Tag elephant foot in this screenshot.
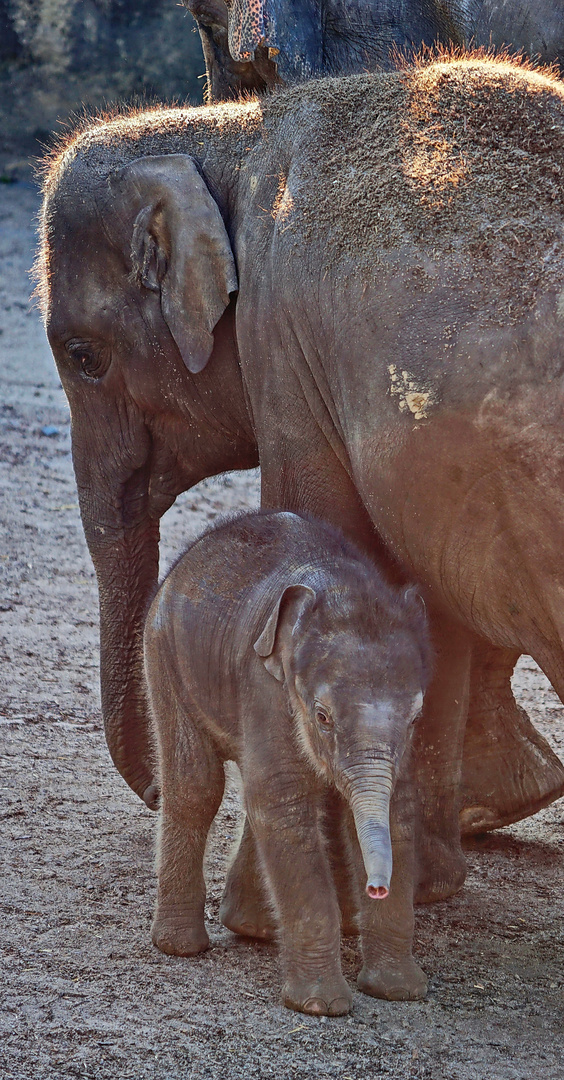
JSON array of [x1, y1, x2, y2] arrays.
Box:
[[461, 642, 564, 835], [460, 702, 564, 835], [283, 972, 352, 1016], [414, 834, 466, 904], [151, 912, 209, 956], [357, 958, 427, 1001], [219, 889, 277, 941]]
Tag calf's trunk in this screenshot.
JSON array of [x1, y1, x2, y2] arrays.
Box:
[[346, 760, 395, 900]]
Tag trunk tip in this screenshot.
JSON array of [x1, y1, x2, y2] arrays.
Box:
[[366, 883, 389, 900], [143, 783, 160, 811]]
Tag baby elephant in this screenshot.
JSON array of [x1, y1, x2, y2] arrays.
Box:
[[144, 511, 430, 1015]]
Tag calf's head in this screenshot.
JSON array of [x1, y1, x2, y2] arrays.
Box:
[[254, 575, 430, 899]]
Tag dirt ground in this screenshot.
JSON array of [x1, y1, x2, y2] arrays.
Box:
[[1, 179, 563, 1080]]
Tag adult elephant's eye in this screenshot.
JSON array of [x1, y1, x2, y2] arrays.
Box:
[[67, 342, 108, 381]]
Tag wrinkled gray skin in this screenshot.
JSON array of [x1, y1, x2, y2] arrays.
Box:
[[145, 511, 430, 1013], [39, 148, 258, 805], [183, 0, 564, 847], [475, 0, 564, 66], [39, 59, 564, 928], [184, 0, 563, 103]]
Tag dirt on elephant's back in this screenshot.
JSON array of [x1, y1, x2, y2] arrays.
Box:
[[269, 54, 564, 319]]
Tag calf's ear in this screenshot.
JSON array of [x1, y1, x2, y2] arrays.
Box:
[[254, 585, 315, 682], [108, 154, 238, 374]]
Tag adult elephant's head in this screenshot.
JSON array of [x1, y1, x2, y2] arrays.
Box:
[[38, 150, 257, 807], [184, 0, 280, 99], [184, 0, 477, 101]]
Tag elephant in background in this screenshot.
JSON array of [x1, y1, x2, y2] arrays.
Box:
[[38, 58, 564, 924], [184, 0, 472, 99], [184, 0, 564, 102]]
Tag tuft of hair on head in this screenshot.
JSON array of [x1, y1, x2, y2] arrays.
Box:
[[34, 93, 191, 199], [392, 41, 561, 82], [31, 98, 171, 320]]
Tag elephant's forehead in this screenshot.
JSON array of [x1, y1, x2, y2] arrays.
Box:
[[47, 257, 120, 340]]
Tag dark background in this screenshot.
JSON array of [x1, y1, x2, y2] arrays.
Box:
[[0, 0, 205, 178]]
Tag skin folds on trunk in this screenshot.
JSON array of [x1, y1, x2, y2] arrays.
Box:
[[72, 406, 163, 808], [344, 760, 395, 898], [93, 519, 160, 806]]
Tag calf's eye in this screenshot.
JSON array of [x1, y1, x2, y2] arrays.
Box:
[[315, 706, 333, 729]]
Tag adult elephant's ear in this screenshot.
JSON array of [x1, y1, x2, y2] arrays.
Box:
[[108, 154, 238, 374], [254, 585, 315, 682]]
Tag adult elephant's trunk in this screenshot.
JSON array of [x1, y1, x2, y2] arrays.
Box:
[[92, 518, 159, 808], [345, 760, 395, 900], [75, 421, 162, 809]]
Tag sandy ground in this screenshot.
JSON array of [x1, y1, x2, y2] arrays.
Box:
[[1, 180, 563, 1080]]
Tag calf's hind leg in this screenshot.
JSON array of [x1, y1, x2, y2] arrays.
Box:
[[221, 797, 360, 939], [147, 664, 224, 956], [220, 815, 277, 940]]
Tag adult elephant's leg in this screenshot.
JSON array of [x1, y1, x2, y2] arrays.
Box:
[[413, 610, 472, 905], [460, 640, 564, 835]]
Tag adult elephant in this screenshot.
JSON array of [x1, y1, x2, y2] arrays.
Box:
[[184, 0, 564, 102], [182, 0, 564, 848], [39, 56, 564, 909], [185, 0, 473, 99]]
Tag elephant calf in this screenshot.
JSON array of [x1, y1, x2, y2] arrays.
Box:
[[144, 510, 430, 1015]]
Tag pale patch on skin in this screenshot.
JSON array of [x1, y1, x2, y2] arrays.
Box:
[[291, 697, 328, 778], [388, 364, 433, 420], [557, 289, 564, 321], [272, 174, 294, 224], [356, 699, 396, 734]]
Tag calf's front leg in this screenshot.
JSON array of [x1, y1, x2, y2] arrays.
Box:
[[349, 775, 426, 1001], [243, 757, 351, 1016]]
